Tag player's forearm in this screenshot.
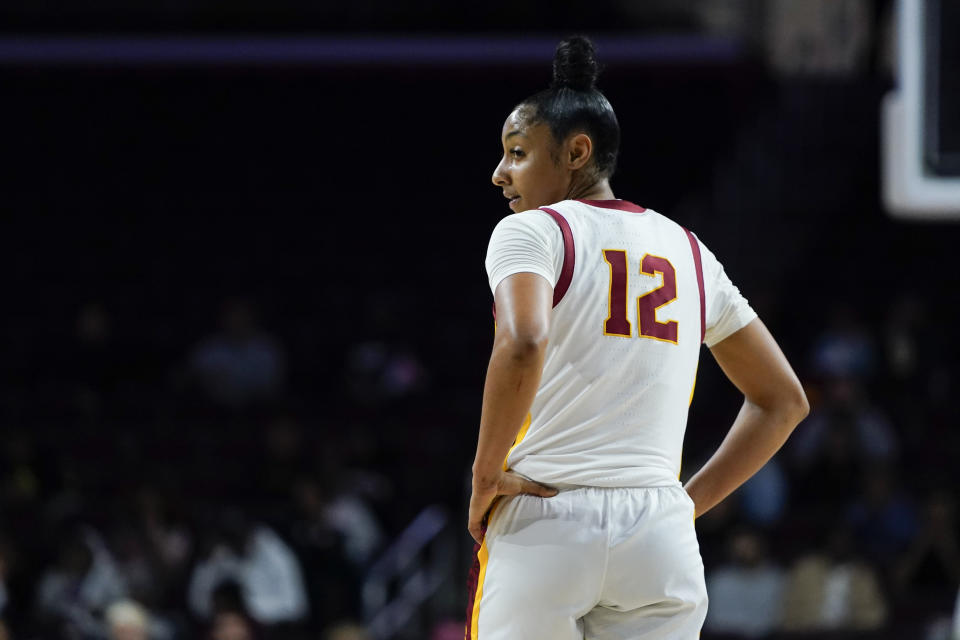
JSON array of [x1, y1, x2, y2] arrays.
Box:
[[472, 334, 546, 488], [684, 397, 806, 517]]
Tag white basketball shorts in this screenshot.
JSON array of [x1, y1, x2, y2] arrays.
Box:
[[466, 485, 708, 640]]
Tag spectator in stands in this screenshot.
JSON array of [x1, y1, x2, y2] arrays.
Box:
[[810, 305, 876, 379], [109, 521, 161, 610], [737, 457, 789, 527], [200, 582, 264, 640], [345, 340, 427, 405], [323, 621, 369, 640], [793, 377, 898, 466], [790, 377, 898, 514], [98, 488, 193, 640], [133, 485, 194, 596], [846, 465, 918, 563], [105, 599, 150, 640], [207, 609, 260, 640], [894, 491, 960, 612], [780, 529, 887, 632], [288, 473, 382, 627], [188, 510, 308, 627], [703, 529, 785, 638], [36, 525, 127, 636], [188, 298, 285, 409], [883, 294, 926, 382]]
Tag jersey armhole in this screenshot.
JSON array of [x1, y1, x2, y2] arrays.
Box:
[[682, 227, 706, 344], [538, 207, 575, 307]]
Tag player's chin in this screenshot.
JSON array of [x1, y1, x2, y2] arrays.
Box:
[[508, 196, 522, 212]]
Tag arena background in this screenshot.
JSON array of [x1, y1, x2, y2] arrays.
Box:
[[2, 1, 959, 639]]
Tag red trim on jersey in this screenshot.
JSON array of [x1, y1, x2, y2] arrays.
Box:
[[577, 199, 647, 213], [538, 207, 575, 307], [683, 227, 706, 344]]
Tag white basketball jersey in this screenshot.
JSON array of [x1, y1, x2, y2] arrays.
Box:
[[485, 199, 756, 488]]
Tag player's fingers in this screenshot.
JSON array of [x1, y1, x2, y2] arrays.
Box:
[[520, 478, 558, 498], [467, 493, 490, 544], [468, 520, 483, 544], [498, 471, 558, 498]]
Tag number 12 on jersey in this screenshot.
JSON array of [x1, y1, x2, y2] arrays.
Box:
[[602, 250, 679, 344]]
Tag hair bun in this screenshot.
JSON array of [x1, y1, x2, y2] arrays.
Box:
[[551, 35, 599, 92]]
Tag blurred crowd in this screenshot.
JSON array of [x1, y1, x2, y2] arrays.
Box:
[[694, 297, 960, 639], [2, 286, 958, 640], [3, 1, 958, 639], [0, 299, 427, 640]]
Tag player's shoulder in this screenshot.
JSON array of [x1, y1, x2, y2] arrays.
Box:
[[487, 210, 564, 258], [490, 208, 560, 236]]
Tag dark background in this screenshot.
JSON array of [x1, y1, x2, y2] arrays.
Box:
[[2, 2, 959, 639]]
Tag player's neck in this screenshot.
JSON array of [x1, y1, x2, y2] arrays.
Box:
[[569, 178, 615, 202]]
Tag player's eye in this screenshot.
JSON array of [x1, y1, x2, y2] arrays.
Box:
[[510, 148, 525, 158]]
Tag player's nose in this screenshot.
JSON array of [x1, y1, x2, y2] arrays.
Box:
[[492, 159, 510, 187]]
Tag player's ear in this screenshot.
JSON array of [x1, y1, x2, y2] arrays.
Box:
[[567, 133, 593, 171]]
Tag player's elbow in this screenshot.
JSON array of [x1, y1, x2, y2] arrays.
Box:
[[750, 380, 809, 430], [785, 384, 810, 424], [496, 330, 548, 364], [773, 382, 809, 429]]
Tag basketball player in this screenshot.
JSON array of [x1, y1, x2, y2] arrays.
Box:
[[466, 36, 808, 639]]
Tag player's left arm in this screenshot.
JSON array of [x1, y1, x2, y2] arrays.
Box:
[[468, 272, 559, 543], [683, 318, 808, 518]]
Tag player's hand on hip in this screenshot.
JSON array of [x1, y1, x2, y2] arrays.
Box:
[[468, 470, 558, 543]]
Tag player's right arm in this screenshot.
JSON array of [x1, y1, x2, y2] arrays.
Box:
[[683, 318, 808, 518]]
